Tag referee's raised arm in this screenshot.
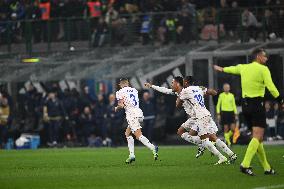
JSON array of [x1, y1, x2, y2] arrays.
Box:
[[214, 48, 283, 176]]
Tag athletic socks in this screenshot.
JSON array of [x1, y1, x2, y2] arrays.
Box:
[[181, 132, 202, 146], [241, 137, 260, 168], [202, 138, 224, 159], [224, 130, 233, 146], [138, 135, 155, 151], [126, 136, 135, 158], [216, 139, 234, 156], [257, 142, 271, 171]]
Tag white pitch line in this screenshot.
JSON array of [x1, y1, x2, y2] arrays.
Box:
[[253, 184, 284, 189]]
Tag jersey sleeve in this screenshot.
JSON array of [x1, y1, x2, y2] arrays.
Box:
[[263, 66, 280, 98], [116, 91, 123, 101], [223, 64, 242, 75], [151, 85, 175, 95], [179, 89, 188, 100]]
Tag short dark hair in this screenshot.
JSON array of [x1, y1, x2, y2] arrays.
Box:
[[174, 76, 183, 86], [251, 48, 266, 60], [184, 76, 195, 85]]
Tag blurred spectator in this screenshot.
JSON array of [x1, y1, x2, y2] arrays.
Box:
[[0, 95, 10, 148], [176, 11, 192, 43], [91, 16, 108, 47], [265, 101, 277, 141], [43, 91, 67, 146], [140, 91, 156, 142], [79, 106, 95, 145], [24, 84, 40, 131], [200, 6, 225, 40], [140, 15, 152, 45], [26, 1, 42, 43], [105, 6, 121, 45], [277, 8, 284, 39], [125, 0, 139, 13], [39, 0, 51, 20], [62, 89, 80, 144], [87, 0, 102, 29], [273, 103, 283, 140], [105, 6, 119, 25], [241, 8, 261, 42], [226, 1, 241, 37], [94, 94, 107, 139], [39, 0, 51, 42], [157, 14, 178, 45], [264, 9, 278, 41], [179, 0, 196, 18], [107, 93, 124, 147], [80, 86, 96, 110], [9, 0, 25, 20]]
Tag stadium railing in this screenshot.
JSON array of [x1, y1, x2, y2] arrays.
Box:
[[0, 6, 283, 56]]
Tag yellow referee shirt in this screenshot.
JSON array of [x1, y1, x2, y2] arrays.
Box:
[[216, 92, 237, 114], [223, 61, 279, 98]]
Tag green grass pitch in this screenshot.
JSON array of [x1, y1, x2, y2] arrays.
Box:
[[0, 145, 283, 189]]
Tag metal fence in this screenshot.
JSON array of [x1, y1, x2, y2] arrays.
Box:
[[0, 6, 284, 56]]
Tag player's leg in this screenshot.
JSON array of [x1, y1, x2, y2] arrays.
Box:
[[189, 129, 206, 158], [198, 117, 227, 164], [178, 126, 202, 146], [133, 128, 159, 160], [200, 133, 227, 165], [131, 118, 158, 160], [178, 120, 205, 158], [230, 122, 236, 143], [125, 127, 135, 164], [240, 126, 263, 175], [240, 99, 274, 175], [257, 142, 275, 174], [242, 126, 275, 174], [224, 124, 232, 147], [209, 134, 237, 163]]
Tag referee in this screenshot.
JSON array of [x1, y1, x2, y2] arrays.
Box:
[[216, 83, 238, 147], [214, 48, 283, 176]]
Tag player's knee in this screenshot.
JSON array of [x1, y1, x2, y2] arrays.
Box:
[[177, 128, 184, 136], [209, 134, 217, 142]]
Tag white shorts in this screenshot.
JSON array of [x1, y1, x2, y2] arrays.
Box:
[[181, 118, 196, 131], [127, 117, 143, 133], [194, 116, 218, 136]]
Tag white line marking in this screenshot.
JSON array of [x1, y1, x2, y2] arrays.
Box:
[[253, 184, 284, 189]]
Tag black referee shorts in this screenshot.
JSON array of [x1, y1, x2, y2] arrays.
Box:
[[220, 111, 235, 125], [241, 97, 266, 130]]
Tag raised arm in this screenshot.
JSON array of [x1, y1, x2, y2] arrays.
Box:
[[206, 88, 218, 96], [214, 64, 242, 75], [144, 83, 175, 95]]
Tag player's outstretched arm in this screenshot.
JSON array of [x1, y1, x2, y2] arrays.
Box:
[[144, 82, 175, 95], [213, 65, 224, 72], [206, 89, 217, 96]]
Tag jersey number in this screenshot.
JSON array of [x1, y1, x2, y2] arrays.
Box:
[[194, 94, 205, 107], [129, 94, 138, 106]]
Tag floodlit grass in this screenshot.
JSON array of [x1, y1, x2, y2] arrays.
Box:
[[0, 145, 283, 189]]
